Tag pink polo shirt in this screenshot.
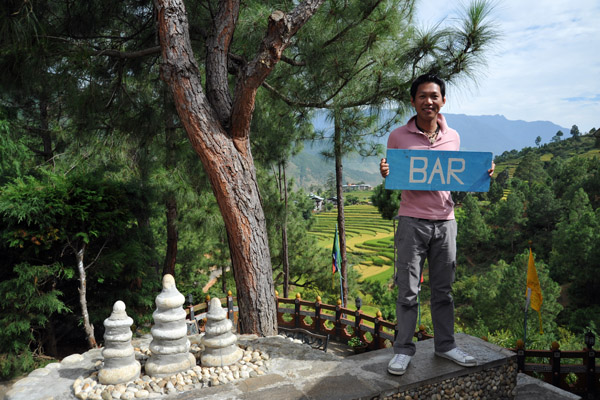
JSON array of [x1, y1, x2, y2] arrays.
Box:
[[387, 113, 460, 220]]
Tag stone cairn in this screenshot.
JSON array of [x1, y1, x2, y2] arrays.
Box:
[[98, 300, 141, 384], [201, 297, 243, 367], [145, 274, 196, 378]]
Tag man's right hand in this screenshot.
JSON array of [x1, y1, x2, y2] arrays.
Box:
[[380, 158, 389, 178]]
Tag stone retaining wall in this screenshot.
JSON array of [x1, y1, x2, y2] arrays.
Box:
[[383, 360, 517, 400]]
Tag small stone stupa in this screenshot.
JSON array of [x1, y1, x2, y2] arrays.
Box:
[[145, 274, 196, 378], [201, 297, 243, 367], [98, 301, 141, 384]]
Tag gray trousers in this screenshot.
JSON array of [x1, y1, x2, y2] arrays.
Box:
[[393, 216, 457, 356]]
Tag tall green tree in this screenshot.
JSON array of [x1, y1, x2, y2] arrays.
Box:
[[514, 151, 548, 184], [552, 130, 564, 142], [0, 172, 157, 348], [251, 92, 315, 298], [371, 184, 401, 220], [570, 124, 580, 140], [487, 184, 527, 255], [549, 188, 600, 330], [454, 251, 562, 342], [456, 193, 491, 261], [154, 0, 329, 335]]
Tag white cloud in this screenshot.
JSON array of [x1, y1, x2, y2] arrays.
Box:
[[416, 0, 600, 131]]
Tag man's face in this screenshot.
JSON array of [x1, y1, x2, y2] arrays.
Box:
[[410, 82, 446, 122]]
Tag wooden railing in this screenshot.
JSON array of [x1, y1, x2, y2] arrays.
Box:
[[275, 293, 432, 349], [184, 293, 431, 348], [185, 294, 597, 399], [509, 340, 598, 399]]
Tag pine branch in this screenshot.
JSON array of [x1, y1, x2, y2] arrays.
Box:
[[322, 0, 385, 48], [93, 46, 161, 59], [230, 0, 326, 141]]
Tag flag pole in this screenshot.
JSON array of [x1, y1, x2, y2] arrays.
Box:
[[524, 287, 531, 347], [338, 269, 344, 307], [332, 224, 343, 305]]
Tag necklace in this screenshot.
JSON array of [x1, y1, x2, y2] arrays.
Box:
[[416, 123, 440, 144]]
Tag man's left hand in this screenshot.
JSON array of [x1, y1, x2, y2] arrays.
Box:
[[488, 161, 496, 177]]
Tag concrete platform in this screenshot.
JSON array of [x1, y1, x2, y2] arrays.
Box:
[[174, 333, 518, 399], [3, 333, 581, 400]]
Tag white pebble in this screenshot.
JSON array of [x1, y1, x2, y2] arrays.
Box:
[[121, 392, 135, 400]]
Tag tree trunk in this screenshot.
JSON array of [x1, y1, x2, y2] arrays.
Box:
[[39, 98, 54, 163], [155, 25, 277, 335], [76, 244, 97, 348], [164, 195, 178, 276], [163, 110, 178, 277], [334, 110, 348, 306], [280, 162, 290, 298], [155, 0, 324, 336]]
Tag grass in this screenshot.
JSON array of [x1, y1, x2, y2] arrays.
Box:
[[309, 203, 395, 286]]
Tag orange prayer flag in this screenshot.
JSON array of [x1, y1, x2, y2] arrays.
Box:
[[526, 247, 543, 334]]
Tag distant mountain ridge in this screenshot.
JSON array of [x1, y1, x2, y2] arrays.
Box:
[[442, 114, 568, 155], [288, 113, 569, 189]]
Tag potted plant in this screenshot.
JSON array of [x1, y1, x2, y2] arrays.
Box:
[[348, 336, 368, 354]]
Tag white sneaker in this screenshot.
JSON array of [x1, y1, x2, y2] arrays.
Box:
[[387, 353, 412, 375], [435, 347, 477, 367]]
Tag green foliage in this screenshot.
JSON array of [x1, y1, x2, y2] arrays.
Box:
[[549, 189, 600, 331], [345, 195, 359, 206], [0, 120, 36, 185], [348, 336, 365, 347], [361, 280, 396, 322], [0, 169, 159, 371], [371, 184, 401, 220], [514, 151, 548, 184], [0, 262, 70, 379], [454, 251, 562, 343], [570, 125, 580, 140], [456, 194, 491, 259]]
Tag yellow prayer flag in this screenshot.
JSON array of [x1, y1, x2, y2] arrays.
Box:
[[526, 247, 544, 333]]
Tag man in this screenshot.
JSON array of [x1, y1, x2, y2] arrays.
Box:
[[380, 74, 494, 376]]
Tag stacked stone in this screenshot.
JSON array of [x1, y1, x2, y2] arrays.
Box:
[[201, 298, 243, 367], [145, 274, 196, 378], [98, 301, 141, 385]]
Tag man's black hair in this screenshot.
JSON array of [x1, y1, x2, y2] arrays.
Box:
[[410, 74, 446, 99]]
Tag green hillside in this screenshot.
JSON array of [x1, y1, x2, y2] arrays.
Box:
[[308, 202, 396, 284], [307, 131, 600, 351]]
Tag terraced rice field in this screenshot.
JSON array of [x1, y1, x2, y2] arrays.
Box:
[[309, 204, 395, 284]]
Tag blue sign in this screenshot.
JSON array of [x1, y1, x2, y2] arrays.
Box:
[[384, 149, 493, 192]]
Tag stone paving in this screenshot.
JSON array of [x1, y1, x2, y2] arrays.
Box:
[[3, 333, 581, 400]]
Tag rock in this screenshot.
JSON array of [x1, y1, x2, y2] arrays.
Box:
[[200, 298, 243, 367], [145, 275, 196, 378], [98, 301, 141, 385], [120, 392, 135, 400]]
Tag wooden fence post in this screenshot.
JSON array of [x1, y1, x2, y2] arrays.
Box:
[[585, 332, 596, 400], [315, 296, 322, 334], [516, 339, 525, 373], [551, 342, 561, 389], [354, 308, 362, 340], [294, 293, 301, 328], [374, 311, 382, 350], [335, 299, 342, 341]]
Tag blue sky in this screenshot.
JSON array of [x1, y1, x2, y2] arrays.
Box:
[[416, 0, 600, 132]]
